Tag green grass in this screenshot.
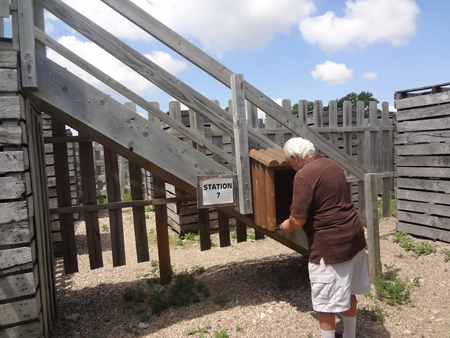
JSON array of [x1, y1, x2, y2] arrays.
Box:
[[392, 231, 436, 257], [378, 196, 397, 218], [235, 325, 244, 332], [101, 224, 108, 232], [214, 294, 228, 307], [187, 326, 209, 336], [360, 305, 385, 323], [213, 329, 229, 338]]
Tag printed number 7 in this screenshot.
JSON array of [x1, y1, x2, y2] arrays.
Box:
[[217, 192, 220, 198]]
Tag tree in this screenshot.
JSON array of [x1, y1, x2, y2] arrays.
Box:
[[291, 101, 314, 115], [337, 91, 378, 111]]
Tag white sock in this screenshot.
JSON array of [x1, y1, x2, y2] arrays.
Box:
[[343, 315, 356, 338], [320, 329, 335, 338]]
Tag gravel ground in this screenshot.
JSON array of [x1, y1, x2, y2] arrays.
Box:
[[50, 210, 450, 338]]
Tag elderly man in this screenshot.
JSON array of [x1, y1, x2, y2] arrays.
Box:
[[279, 137, 371, 338]]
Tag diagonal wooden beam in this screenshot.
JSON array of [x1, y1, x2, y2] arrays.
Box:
[[35, 0, 277, 151], [29, 52, 232, 196], [34, 27, 236, 167], [101, 0, 369, 181]]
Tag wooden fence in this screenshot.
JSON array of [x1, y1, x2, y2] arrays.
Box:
[[395, 83, 450, 242]]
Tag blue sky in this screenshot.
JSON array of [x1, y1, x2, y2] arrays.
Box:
[[4, 0, 450, 119]]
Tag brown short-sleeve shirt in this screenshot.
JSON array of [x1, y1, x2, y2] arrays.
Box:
[[290, 154, 366, 264]]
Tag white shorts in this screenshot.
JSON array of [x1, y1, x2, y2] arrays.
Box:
[[308, 249, 371, 313]]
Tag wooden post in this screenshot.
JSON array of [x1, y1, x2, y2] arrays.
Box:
[[298, 100, 308, 123], [365, 173, 381, 282], [357, 101, 366, 223], [343, 101, 353, 193], [153, 175, 172, 284], [17, 0, 37, 88], [369, 101, 379, 173], [328, 100, 338, 145], [103, 147, 126, 266], [231, 74, 252, 215], [313, 100, 323, 128], [381, 102, 392, 217], [52, 119, 78, 273], [247, 101, 258, 129]]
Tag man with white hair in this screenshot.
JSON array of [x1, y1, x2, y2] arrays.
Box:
[[280, 137, 370, 338]]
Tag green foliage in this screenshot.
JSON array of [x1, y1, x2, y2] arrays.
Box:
[[337, 91, 378, 112], [123, 193, 131, 202], [187, 326, 209, 336], [144, 205, 152, 212], [442, 249, 450, 262], [378, 196, 397, 218], [101, 224, 108, 232], [393, 232, 436, 257], [185, 232, 198, 241], [139, 313, 149, 322], [214, 294, 228, 307], [235, 325, 244, 332], [372, 265, 419, 306], [213, 329, 229, 338]]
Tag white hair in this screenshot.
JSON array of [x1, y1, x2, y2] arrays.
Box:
[[283, 137, 315, 160]]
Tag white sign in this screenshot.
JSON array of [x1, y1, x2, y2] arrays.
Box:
[[197, 175, 237, 208]]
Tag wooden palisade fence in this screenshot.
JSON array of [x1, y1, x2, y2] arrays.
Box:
[[0, 0, 395, 336]]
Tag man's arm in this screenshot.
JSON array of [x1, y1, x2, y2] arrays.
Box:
[[280, 216, 307, 232]]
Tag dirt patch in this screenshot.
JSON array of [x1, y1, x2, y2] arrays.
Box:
[[50, 212, 450, 337]]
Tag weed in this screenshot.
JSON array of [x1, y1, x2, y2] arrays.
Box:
[[151, 259, 159, 267], [378, 196, 397, 218], [145, 205, 152, 212], [392, 232, 436, 257], [134, 305, 146, 314], [394, 254, 404, 258], [373, 265, 419, 306], [123, 193, 131, 202], [211, 239, 217, 247], [230, 228, 237, 239], [308, 334, 313, 338], [139, 313, 149, 322], [187, 325, 209, 336], [213, 329, 229, 338], [101, 224, 108, 232], [124, 326, 138, 335], [146, 214, 149, 219], [193, 265, 206, 274], [441, 249, 450, 262], [235, 325, 244, 332], [214, 294, 228, 307], [185, 232, 198, 241]]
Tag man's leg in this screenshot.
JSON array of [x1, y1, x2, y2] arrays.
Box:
[[341, 295, 357, 338], [318, 312, 336, 337]]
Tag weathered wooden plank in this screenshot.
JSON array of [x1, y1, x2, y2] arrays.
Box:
[[167, 208, 219, 225], [0, 124, 25, 146], [397, 178, 450, 192], [397, 200, 450, 218], [396, 130, 450, 145], [397, 142, 450, 156], [397, 211, 450, 230], [0, 296, 39, 326], [395, 102, 450, 122], [231, 74, 252, 214], [0, 51, 15, 67], [0, 0, 9, 19], [257, 162, 267, 229], [100, 0, 367, 180], [35, 0, 275, 151], [0, 96, 24, 119], [0, 200, 28, 224], [396, 91, 450, 110], [397, 221, 450, 243], [397, 116, 450, 132], [17, 0, 37, 88], [0, 69, 19, 92], [365, 173, 381, 282], [129, 161, 149, 262], [0, 151, 24, 174], [264, 166, 276, 231], [397, 188, 450, 206], [29, 53, 232, 197], [356, 101, 366, 221], [0, 270, 37, 301], [0, 242, 35, 271], [198, 208, 212, 250], [381, 102, 392, 217], [397, 167, 450, 179], [153, 174, 171, 284], [79, 141, 103, 269], [0, 321, 42, 338], [0, 176, 26, 199], [397, 155, 450, 167], [0, 221, 34, 245]]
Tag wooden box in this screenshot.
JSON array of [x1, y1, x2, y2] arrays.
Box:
[[250, 147, 296, 231]]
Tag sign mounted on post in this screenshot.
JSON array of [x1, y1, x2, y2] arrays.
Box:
[[197, 174, 238, 209]]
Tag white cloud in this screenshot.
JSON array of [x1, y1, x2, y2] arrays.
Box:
[[311, 61, 354, 85], [127, 0, 316, 54], [389, 105, 397, 112], [299, 0, 420, 53], [362, 72, 378, 80], [47, 36, 189, 99]]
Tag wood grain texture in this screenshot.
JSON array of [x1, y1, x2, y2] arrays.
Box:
[[17, 0, 37, 88], [0, 96, 24, 119], [0, 221, 33, 245], [0, 69, 19, 92]]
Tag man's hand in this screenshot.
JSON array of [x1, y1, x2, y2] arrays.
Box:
[[280, 219, 294, 232]]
